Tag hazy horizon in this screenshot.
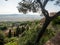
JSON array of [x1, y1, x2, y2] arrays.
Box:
[[0, 14, 44, 22]]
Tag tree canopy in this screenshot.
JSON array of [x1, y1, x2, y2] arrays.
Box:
[[17, 0, 60, 14]]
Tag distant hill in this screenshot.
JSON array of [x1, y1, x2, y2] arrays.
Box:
[[49, 12, 56, 16], [0, 14, 44, 22]]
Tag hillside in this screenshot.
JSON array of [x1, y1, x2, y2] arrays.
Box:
[[0, 15, 60, 45]]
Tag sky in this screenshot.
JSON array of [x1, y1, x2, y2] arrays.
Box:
[[0, 0, 60, 14]]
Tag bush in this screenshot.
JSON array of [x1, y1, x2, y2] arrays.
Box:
[[8, 29, 12, 38], [18, 26, 38, 45], [5, 37, 18, 45], [0, 26, 7, 30], [52, 16, 60, 25], [19, 27, 55, 45], [38, 29, 56, 45], [0, 31, 5, 45], [5, 42, 17, 45]]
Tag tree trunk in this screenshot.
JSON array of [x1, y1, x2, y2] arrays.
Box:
[[35, 17, 52, 45], [35, 11, 60, 45]]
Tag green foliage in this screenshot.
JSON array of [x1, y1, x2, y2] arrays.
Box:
[[5, 42, 17, 45], [0, 26, 7, 30], [18, 21, 40, 45], [39, 29, 56, 45], [52, 16, 60, 25], [0, 31, 5, 45], [0, 20, 57, 45], [0, 31, 5, 39], [19, 23, 55, 45], [15, 25, 26, 37], [15, 26, 21, 37], [8, 29, 12, 38], [5, 37, 18, 45], [4, 37, 18, 43]]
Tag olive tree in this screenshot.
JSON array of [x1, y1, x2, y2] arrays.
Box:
[[17, 0, 60, 45]]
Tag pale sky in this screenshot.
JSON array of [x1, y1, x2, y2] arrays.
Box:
[[0, 0, 60, 14], [0, 0, 21, 14]]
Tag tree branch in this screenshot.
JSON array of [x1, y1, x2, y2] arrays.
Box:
[[37, 0, 49, 8], [43, 0, 49, 8], [52, 11, 60, 19], [37, 0, 49, 18], [42, 9, 49, 18], [37, 0, 43, 8]]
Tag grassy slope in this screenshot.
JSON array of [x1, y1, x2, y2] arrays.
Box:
[[4, 19, 60, 45]]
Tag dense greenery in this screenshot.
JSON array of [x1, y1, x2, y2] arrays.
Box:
[[0, 19, 60, 45], [19, 23, 56, 45], [52, 16, 60, 25]]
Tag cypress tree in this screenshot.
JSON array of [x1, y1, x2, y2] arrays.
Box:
[[15, 26, 20, 37], [21, 26, 25, 33], [0, 32, 5, 45], [8, 29, 12, 38], [14, 32, 16, 37], [0, 38, 4, 45]]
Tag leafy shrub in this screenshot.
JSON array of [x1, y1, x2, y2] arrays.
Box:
[[52, 16, 60, 25], [19, 26, 55, 45], [0, 26, 7, 30], [18, 25, 38, 45], [5, 42, 17, 45], [8, 29, 12, 38], [39, 29, 56, 45], [5, 37, 18, 45], [0, 31, 5, 45]]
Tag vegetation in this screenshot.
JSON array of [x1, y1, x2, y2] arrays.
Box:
[[0, 0, 60, 45], [18, 0, 60, 44], [3, 0, 60, 45], [52, 16, 60, 25], [8, 29, 12, 38], [0, 31, 5, 45], [0, 19, 59, 45]]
